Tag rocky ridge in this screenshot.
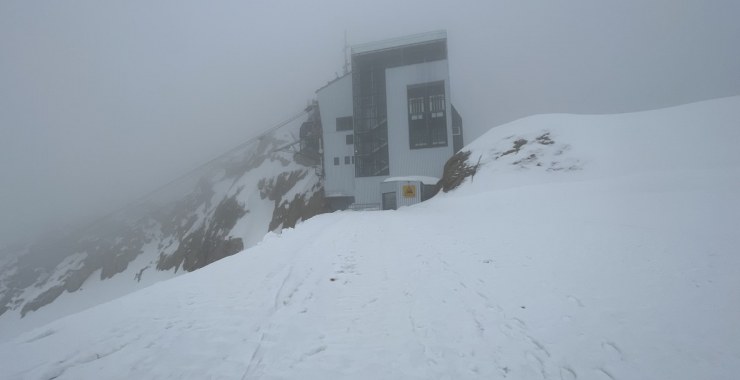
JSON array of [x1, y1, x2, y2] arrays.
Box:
[[0, 112, 326, 320]]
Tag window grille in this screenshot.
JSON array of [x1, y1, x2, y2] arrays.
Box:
[[407, 81, 447, 149]]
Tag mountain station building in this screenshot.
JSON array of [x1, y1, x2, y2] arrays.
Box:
[[315, 30, 463, 210]]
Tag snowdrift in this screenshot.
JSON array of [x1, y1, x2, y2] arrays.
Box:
[[1, 97, 739, 379]]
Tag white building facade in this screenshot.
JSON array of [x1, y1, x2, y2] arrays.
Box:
[[317, 30, 463, 210], [316, 74, 355, 210]]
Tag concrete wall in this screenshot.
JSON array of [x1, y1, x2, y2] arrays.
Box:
[[316, 75, 355, 198], [354, 176, 386, 208], [385, 60, 453, 179]]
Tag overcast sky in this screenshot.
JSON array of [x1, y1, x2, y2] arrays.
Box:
[[1, 0, 739, 246]]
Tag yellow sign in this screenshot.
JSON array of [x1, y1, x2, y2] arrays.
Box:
[[402, 184, 416, 198]]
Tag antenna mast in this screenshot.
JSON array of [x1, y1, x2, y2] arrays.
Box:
[[343, 30, 350, 75]]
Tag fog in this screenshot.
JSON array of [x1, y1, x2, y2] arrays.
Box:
[[1, 0, 739, 247]]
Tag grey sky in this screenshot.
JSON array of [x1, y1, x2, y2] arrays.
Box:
[[1, 0, 739, 245]]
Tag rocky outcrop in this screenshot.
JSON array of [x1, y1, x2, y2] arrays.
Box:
[[0, 110, 326, 319], [268, 183, 327, 231], [157, 194, 248, 272], [258, 169, 327, 231], [9, 221, 155, 317], [258, 170, 308, 202], [437, 150, 480, 193]]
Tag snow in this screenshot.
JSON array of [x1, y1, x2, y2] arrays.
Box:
[[1, 97, 739, 379]]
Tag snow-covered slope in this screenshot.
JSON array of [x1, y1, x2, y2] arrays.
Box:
[[2, 97, 739, 379], [0, 111, 324, 339]]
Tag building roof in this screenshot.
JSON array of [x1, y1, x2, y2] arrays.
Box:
[[383, 176, 440, 186], [351, 30, 447, 56]]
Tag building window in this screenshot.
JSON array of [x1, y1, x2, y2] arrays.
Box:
[[409, 97, 424, 120], [346, 134, 353, 145], [344, 156, 350, 165], [351, 156, 355, 164], [408, 81, 447, 149], [430, 95, 445, 118], [334, 157, 339, 165], [336, 116, 353, 131]]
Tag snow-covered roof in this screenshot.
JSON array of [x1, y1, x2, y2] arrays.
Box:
[[383, 176, 439, 185], [325, 192, 352, 198], [351, 30, 447, 55]]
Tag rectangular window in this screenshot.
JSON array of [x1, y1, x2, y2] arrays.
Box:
[[336, 116, 353, 131], [408, 81, 447, 149], [408, 97, 424, 120], [346, 134, 353, 145], [351, 156, 355, 164], [333, 157, 339, 165], [344, 156, 350, 165], [429, 95, 445, 118]]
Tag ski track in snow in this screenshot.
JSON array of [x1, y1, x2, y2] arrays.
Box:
[[6, 209, 620, 379]]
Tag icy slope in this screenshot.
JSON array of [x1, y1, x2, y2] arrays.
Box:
[[2, 97, 739, 379]]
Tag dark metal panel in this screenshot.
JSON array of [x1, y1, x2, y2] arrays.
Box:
[[452, 104, 464, 152], [382, 191, 397, 210]]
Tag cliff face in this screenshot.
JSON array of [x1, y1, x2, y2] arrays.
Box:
[[0, 112, 325, 322]]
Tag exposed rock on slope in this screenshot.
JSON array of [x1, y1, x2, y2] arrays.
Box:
[[0, 113, 325, 323], [156, 193, 248, 273], [438, 150, 479, 193], [437, 129, 582, 193], [258, 170, 327, 231]]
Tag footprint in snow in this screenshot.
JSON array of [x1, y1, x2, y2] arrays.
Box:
[[595, 367, 616, 380], [601, 341, 624, 361], [560, 366, 578, 380], [566, 295, 584, 307]]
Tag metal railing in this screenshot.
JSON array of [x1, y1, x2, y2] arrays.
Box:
[[348, 203, 381, 211]]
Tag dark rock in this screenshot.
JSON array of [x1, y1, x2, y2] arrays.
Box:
[[536, 132, 555, 145], [499, 138, 528, 157], [258, 170, 308, 201], [268, 184, 327, 231], [21, 286, 64, 317], [157, 194, 248, 273], [437, 150, 481, 193]]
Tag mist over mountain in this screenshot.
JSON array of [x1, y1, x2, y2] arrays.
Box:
[[2, 0, 739, 246], [0, 113, 325, 336], [0, 2, 739, 377]]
